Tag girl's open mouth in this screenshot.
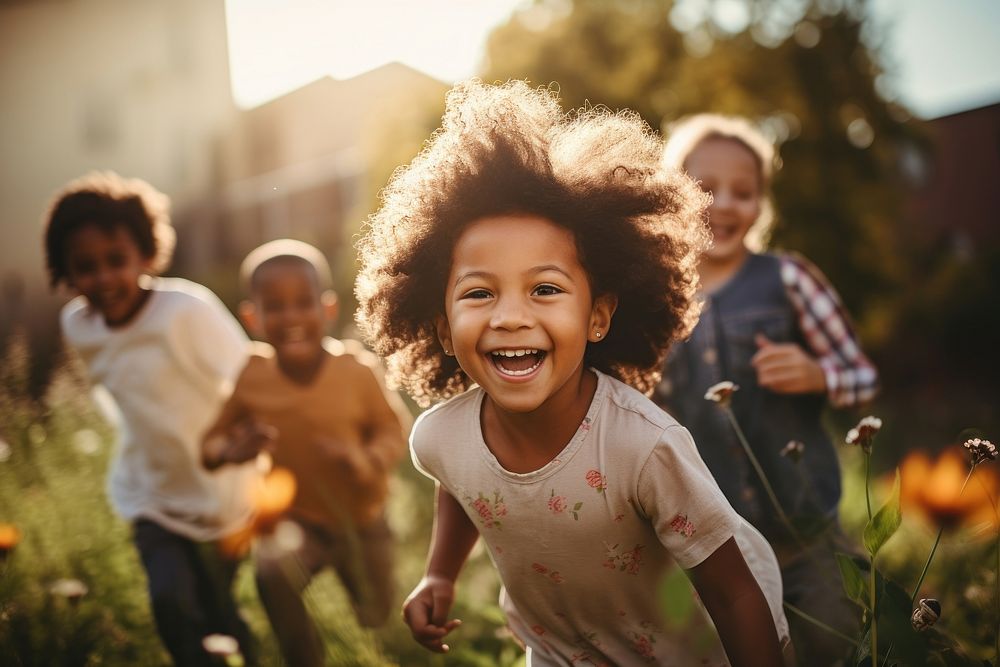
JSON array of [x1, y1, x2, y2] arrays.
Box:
[[489, 349, 546, 377]]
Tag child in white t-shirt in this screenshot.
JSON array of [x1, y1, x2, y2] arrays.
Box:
[[44, 171, 257, 665], [355, 80, 791, 666]]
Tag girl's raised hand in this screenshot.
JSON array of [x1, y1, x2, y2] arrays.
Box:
[[751, 334, 826, 395], [402, 574, 462, 653]]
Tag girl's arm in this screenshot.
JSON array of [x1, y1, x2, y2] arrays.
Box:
[[689, 537, 784, 667], [760, 252, 878, 406], [403, 484, 479, 653]]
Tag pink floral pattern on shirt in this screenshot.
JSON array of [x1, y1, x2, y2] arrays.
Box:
[[465, 490, 507, 529], [628, 621, 658, 662], [669, 513, 696, 538], [549, 489, 583, 520], [585, 469, 607, 493], [602, 542, 644, 574], [532, 561, 565, 584]]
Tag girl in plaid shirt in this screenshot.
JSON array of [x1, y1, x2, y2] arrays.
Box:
[[656, 114, 878, 665]]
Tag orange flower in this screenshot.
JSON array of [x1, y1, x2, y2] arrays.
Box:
[[900, 450, 998, 530], [0, 523, 20, 547], [0, 523, 21, 559], [218, 468, 298, 559], [250, 467, 297, 532]]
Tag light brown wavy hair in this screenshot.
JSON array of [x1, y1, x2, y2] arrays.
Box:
[[355, 80, 709, 406]]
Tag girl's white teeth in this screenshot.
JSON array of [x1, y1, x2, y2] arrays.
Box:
[[490, 349, 539, 357], [495, 358, 543, 376]]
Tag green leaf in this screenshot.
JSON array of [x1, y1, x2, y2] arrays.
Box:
[[864, 468, 902, 557], [835, 552, 870, 609]]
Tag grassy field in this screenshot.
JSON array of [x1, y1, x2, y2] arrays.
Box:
[[1, 332, 998, 666]]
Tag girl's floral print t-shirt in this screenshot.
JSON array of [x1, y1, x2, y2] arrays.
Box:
[[411, 370, 788, 666]]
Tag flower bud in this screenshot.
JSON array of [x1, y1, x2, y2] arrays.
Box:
[[704, 381, 739, 407], [846, 416, 882, 453], [780, 440, 805, 463], [963, 438, 997, 467], [910, 598, 940, 632]]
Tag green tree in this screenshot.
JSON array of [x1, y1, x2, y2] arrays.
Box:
[[481, 0, 919, 328]]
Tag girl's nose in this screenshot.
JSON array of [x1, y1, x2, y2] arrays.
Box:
[[489, 295, 533, 330], [95, 264, 114, 287], [710, 188, 732, 210]]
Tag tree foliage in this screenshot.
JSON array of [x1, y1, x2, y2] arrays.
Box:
[[480, 0, 998, 446], [481, 0, 919, 323]]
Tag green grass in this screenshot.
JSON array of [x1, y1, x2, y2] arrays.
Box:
[[0, 335, 522, 666], [1, 332, 998, 665]]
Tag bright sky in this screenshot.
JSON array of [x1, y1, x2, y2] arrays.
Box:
[[225, 0, 1000, 119]]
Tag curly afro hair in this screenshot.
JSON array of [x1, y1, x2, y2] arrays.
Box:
[[355, 80, 709, 407], [43, 171, 175, 288]]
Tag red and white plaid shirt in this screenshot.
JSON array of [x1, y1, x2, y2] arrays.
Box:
[[779, 253, 879, 408]]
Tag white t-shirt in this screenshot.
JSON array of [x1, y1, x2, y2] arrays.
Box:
[[412, 370, 788, 666], [61, 277, 256, 542]]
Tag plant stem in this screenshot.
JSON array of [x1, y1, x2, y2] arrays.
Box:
[[909, 467, 975, 605], [722, 408, 801, 545], [871, 553, 878, 665], [782, 602, 861, 648], [865, 451, 873, 521]]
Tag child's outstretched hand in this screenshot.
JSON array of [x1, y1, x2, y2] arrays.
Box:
[[225, 419, 278, 464], [402, 574, 462, 653], [751, 334, 826, 395]]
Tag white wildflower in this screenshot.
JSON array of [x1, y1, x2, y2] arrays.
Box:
[[704, 381, 739, 407]]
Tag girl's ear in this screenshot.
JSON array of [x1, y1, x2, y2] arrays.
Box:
[[435, 315, 455, 357], [238, 300, 259, 333], [321, 290, 339, 323], [588, 293, 618, 343]]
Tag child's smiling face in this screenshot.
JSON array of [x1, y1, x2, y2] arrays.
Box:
[[249, 260, 333, 376], [438, 214, 615, 415], [684, 136, 762, 265], [64, 224, 153, 327]]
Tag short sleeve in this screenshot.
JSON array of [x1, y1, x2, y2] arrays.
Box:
[[176, 292, 249, 393], [408, 410, 440, 483], [637, 425, 740, 569]]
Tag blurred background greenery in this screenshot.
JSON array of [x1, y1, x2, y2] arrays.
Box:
[[2, 0, 998, 664]]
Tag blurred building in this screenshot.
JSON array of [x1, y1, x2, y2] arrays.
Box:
[[901, 102, 1000, 254], [0, 0, 235, 293], [0, 0, 446, 396], [182, 62, 448, 280]]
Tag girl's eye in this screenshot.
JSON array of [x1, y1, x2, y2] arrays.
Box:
[[461, 288, 492, 300], [70, 259, 96, 275], [532, 284, 563, 297]]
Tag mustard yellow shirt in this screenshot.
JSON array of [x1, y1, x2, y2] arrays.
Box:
[[210, 338, 407, 529]]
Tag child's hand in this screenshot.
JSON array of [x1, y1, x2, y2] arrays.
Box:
[[751, 334, 826, 395], [225, 419, 278, 464], [402, 575, 462, 653]]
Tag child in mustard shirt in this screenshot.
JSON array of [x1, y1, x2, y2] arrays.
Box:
[[202, 239, 409, 667]]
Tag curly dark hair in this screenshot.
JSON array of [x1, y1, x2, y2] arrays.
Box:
[[43, 171, 175, 288], [355, 80, 709, 406]]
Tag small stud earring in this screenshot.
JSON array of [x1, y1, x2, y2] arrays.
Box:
[[594, 331, 602, 339]]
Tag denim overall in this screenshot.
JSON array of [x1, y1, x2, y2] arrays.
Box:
[[656, 253, 841, 542]]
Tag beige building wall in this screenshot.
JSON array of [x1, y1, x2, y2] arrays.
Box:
[[0, 0, 235, 289]]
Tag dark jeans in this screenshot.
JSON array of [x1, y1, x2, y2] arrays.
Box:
[[254, 516, 395, 667], [778, 527, 861, 667], [133, 519, 257, 666]]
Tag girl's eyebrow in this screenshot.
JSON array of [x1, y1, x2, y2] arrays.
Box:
[[454, 265, 574, 288], [530, 264, 573, 279], [453, 270, 494, 288]]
